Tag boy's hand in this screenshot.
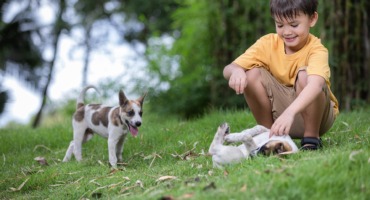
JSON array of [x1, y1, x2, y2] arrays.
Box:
[[228, 70, 247, 94], [270, 111, 295, 137], [223, 63, 247, 94]]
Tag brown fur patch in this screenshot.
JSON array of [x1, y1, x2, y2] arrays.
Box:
[[76, 103, 84, 109], [85, 128, 93, 134], [136, 92, 147, 106], [121, 102, 134, 113], [89, 104, 101, 110], [119, 91, 128, 106], [74, 107, 85, 122], [84, 128, 94, 140], [110, 107, 122, 126], [91, 107, 112, 127], [261, 141, 292, 155]]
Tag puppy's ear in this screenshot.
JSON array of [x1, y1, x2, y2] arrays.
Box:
[[137, 92, 147, 106], [119, 90, 128, 106]]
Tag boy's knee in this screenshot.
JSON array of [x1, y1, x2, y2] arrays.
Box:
[[246, 68, 262, 83]]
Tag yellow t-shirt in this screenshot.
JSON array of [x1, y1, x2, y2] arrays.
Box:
[[233, 33, 339, 116]]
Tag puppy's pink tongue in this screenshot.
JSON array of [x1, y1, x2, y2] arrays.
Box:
[[129, 126, 139, 137]]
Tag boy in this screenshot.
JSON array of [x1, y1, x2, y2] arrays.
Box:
[[223, 0, 339, 150]]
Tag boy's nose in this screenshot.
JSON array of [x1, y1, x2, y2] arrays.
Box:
[[283, 28, 293, 36]]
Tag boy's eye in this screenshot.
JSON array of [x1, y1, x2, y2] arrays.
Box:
[[291, 24, 298, 27], [276, 24, 283, 28]]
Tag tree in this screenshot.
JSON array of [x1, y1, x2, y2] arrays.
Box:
[[319, 0, 370, 111], [0, 0, 44, 115], [32, 0, 70, 128]]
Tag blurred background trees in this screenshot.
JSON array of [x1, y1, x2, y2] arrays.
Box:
[[0, 0, 369, 126]]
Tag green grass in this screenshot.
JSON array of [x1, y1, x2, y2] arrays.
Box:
[[0, 109, 369, 200]]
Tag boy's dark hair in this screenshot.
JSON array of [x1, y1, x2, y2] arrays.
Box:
[[270, 0, 318, 21]]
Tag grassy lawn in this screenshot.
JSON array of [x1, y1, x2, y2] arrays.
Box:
[[0, 109, 369, 199]]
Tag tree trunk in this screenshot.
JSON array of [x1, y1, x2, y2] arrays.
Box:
[[32, 0, 66, 128], [82, 25, 92, 87]]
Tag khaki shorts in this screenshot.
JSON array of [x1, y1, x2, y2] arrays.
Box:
[[259, 68, 336, 138]]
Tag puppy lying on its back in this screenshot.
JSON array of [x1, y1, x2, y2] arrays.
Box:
[[225, 125, 299, 156], [208, 123, 299, 168], [208, 123, 258, 168]]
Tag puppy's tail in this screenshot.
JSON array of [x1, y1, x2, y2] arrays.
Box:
[[76, 85, 99, 109]]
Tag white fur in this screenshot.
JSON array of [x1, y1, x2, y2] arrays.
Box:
[[208, 123, 258, 168]]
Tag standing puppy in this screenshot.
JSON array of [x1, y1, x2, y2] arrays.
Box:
[[63, 85, 146, 168], [208, 123, 258, 168]]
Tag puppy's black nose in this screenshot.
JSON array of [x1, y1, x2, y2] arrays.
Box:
[[135, 121, 142, 127]]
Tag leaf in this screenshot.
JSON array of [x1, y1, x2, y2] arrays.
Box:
[[203, 182, 216, 191], [156, 176, 177, 182], [193, 141, 199, 148], [354, 135, 361, 139], [341, 121, 349, 127], [136, 180, 144, 189], [180, 193, 194, 199], [97, 160, 106, 167], [349, 150, 363, 161], [109, 168, 124, 175], [240, 184, 247, 192], [34, 156, 48, 166], [159, 196, 175, 200], [10, 178, 29, 192]]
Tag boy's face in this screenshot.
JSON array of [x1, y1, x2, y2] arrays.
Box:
[[274, 12, 318, 54]]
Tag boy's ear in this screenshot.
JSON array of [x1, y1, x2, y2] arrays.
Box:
[[310, 12, 319, 27]]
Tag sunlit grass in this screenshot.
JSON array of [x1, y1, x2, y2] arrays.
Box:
[[0, 109, 369, 199]]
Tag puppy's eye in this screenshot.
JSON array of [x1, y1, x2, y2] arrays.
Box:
[[128, 110, 134, 116], [139, 111, 143, 116]]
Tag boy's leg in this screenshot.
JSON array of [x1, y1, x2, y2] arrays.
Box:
[[244, 67, 305, 138], [243, 68, 273, 128], [295, 70, 323, 138], [244, 67, 335, 141], [295, 70, 335, 138]]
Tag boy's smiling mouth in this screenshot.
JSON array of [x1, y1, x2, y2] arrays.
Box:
[[284, 36, 297, 43]]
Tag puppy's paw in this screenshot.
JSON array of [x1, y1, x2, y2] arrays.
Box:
[[255, 125, 270, 132], [224, 134, 237, 143], [217, 122, 230, 136]]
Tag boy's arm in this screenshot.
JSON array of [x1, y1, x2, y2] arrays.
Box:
[[270, 75, 326, 136], [223, 63, 247, 95]]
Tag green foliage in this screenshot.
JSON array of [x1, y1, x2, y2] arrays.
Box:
[[144, 0, 275, 118], [140, 0, 370, 118], [0, 109, 369, 199], [113, 0, 180, 44], [0, 0, 45, 114]]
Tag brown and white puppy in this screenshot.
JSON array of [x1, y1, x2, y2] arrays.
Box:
[[225, 124, 299, 156], [63, 85, 146, 168]]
